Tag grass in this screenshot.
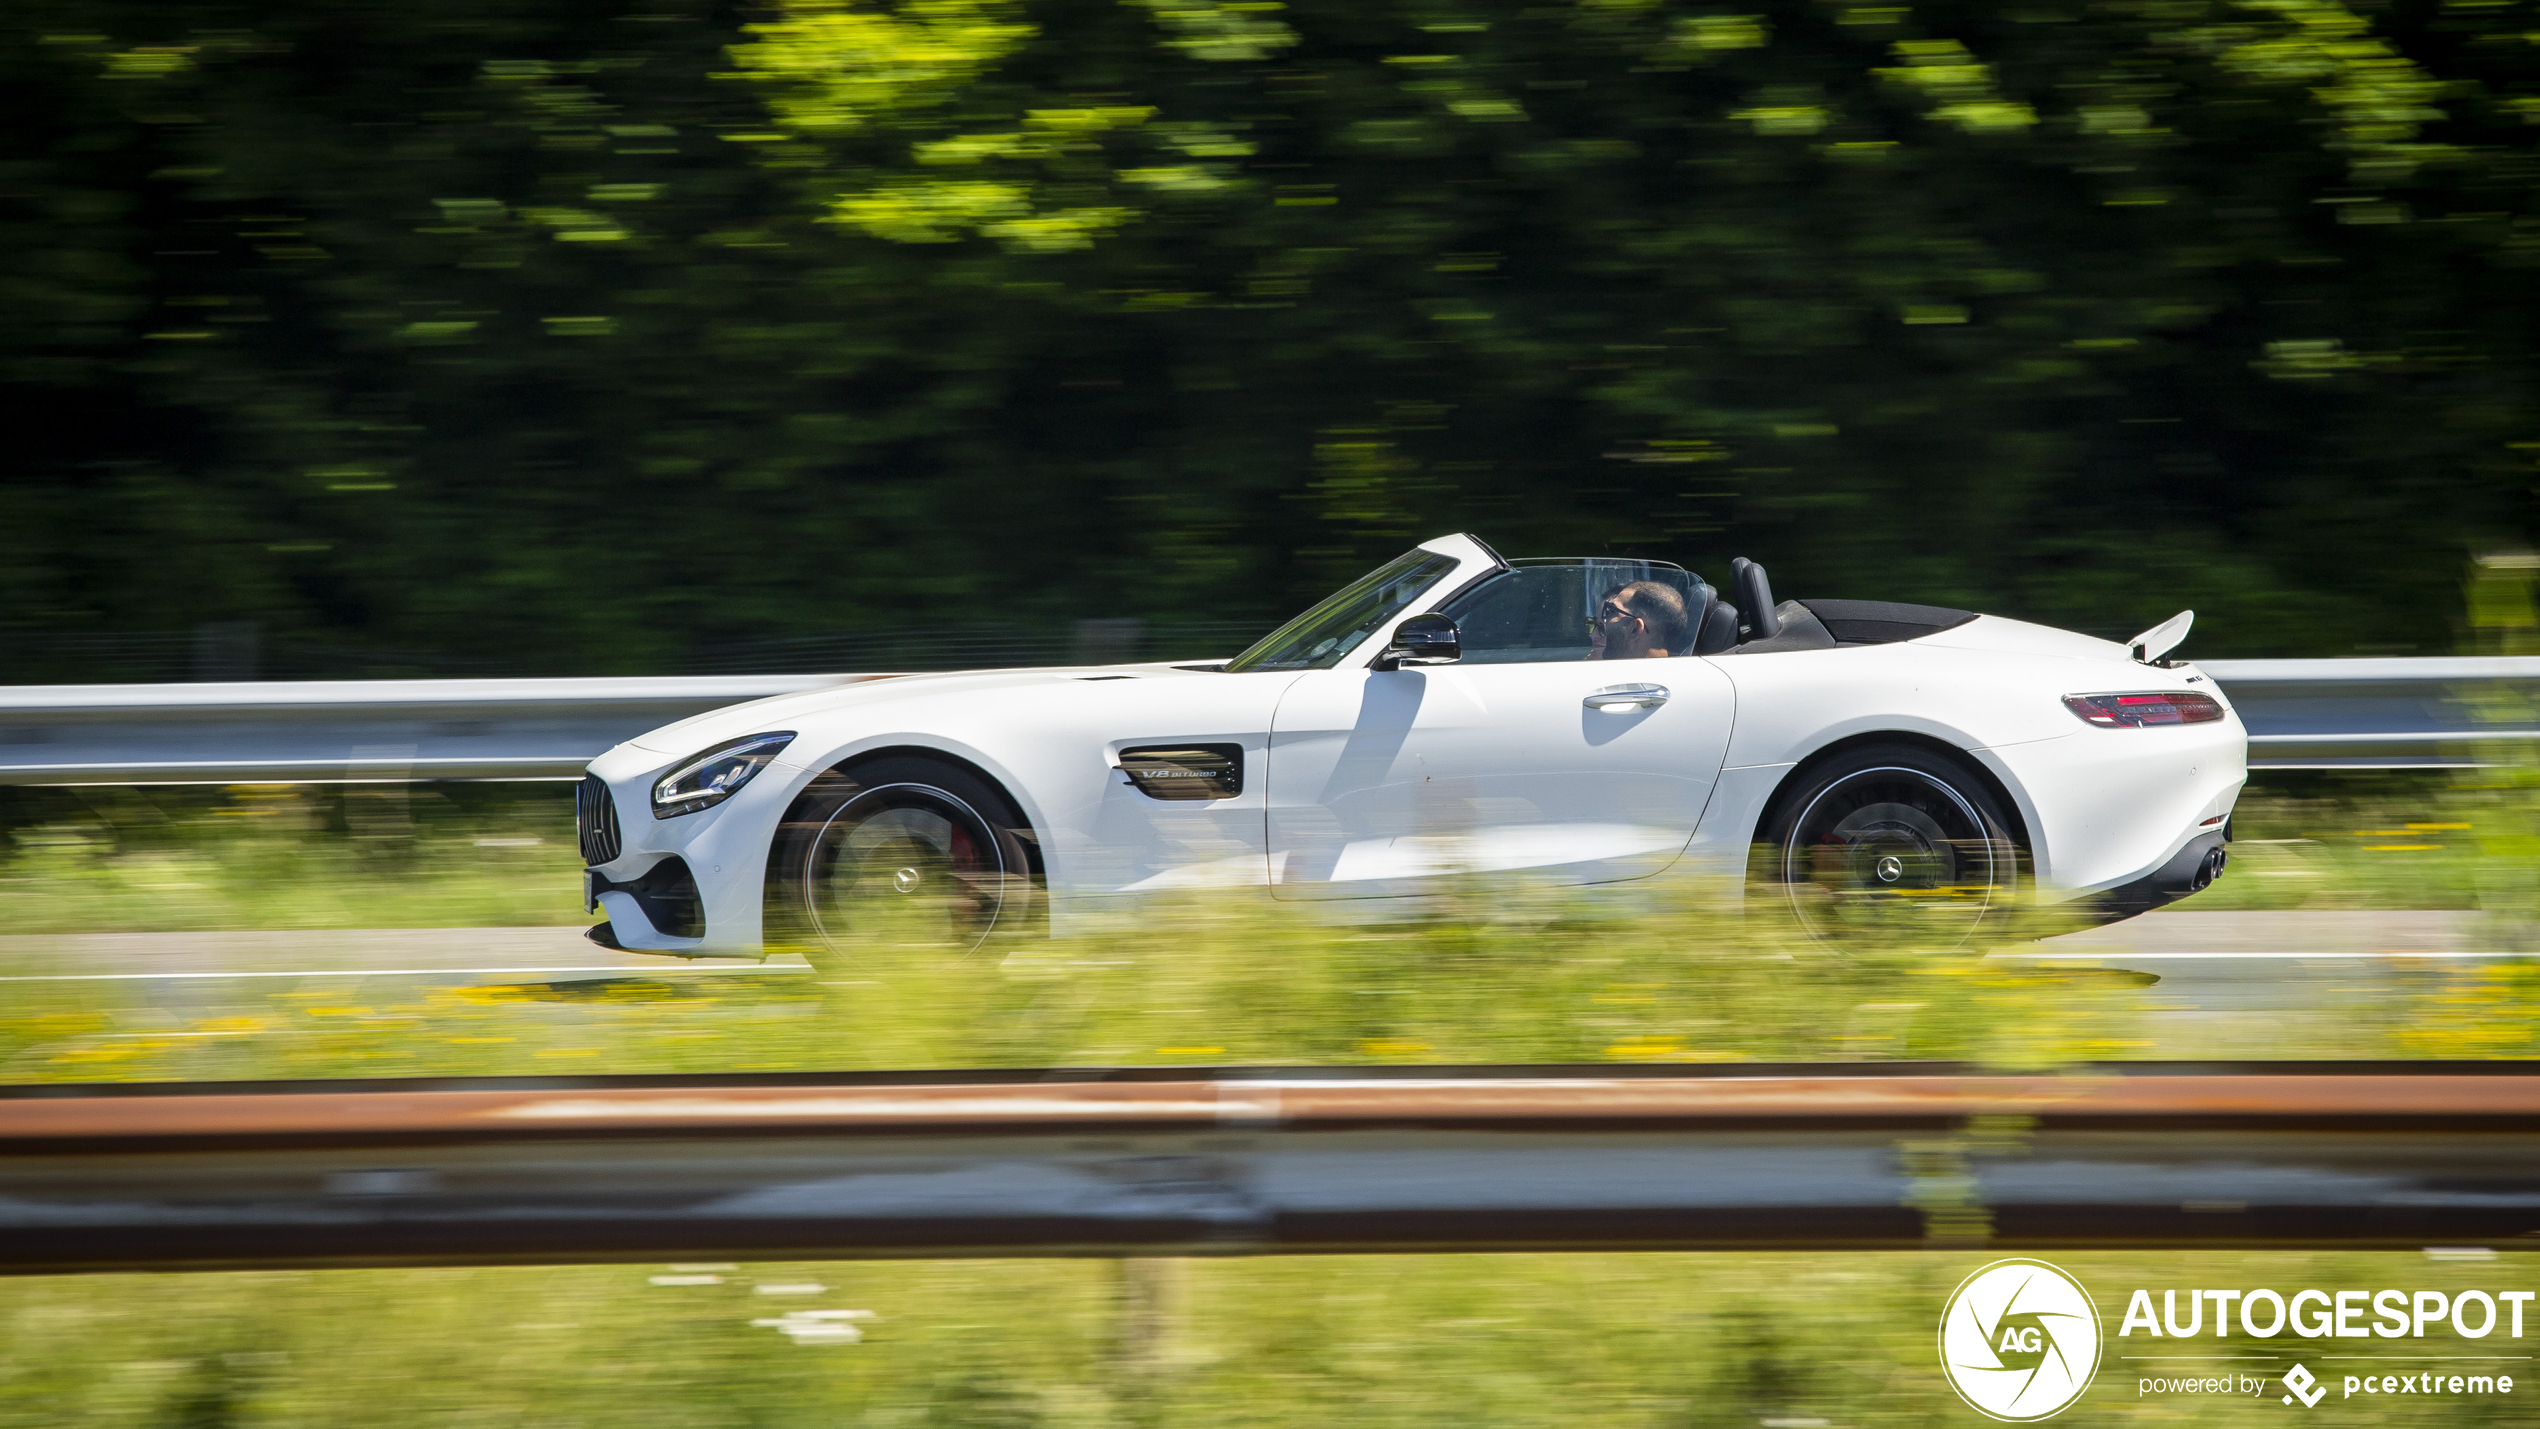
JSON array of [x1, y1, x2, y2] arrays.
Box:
[[10, 773, 2540, 1081], [2, 775, 2527, 938], [1, 1251, 2528, 1428], [10, 866, 2540, 1077], [0, 783, 582, 934], [2181, 781, 2496, 913], [0, 879, 2157, 1081], [5, 784, 2538, 1422]]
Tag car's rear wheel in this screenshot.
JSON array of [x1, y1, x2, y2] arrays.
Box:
[[768, 756, 1037, 971], [1755, 743, 2022, 949]]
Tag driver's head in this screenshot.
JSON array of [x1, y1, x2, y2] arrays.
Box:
[[1591, 580, 1689, 659]]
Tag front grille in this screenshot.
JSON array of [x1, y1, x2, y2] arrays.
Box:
[[577, 774, 622, 865]]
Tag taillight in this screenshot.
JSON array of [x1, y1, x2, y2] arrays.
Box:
[[2063, 691, 2226, 727]]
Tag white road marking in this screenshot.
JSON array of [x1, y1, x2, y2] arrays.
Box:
[[0, 963, 810, 983], [2015, 950, 2506, 961]]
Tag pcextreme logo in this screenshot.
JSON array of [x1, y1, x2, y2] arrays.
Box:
[[1939, 1259, 2104, 1421]]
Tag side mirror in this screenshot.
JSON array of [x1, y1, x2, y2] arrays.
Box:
[[1373, 612, 1460, 670]]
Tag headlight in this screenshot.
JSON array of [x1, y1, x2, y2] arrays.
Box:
[[2062, 692, 2225, 728], [652, 732, 795, 818]]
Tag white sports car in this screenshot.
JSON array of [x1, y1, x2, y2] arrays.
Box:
[[578, 533, 2245, 960]]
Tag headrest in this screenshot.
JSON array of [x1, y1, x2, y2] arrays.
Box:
[[1729, 557, 1782, 640]]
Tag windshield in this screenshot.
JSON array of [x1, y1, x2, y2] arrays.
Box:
[[1225, 550, 1460, 672]]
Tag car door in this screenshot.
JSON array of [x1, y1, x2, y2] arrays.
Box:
[[1040, 541, 1476, 901], [1265, 560, 1736, 899], [1010, 668, 1302, 899]]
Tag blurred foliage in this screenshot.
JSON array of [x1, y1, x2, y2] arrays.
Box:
[[0, 866, 2152, 1079], [0, 783, 580, 932], [5, 0, 2540, 672], [2458, 551, 2540, 944], [2, 1252, 2533, 1429], [0, 774, 2514, 938], [2179, 780, 2490, 910], [5, 774, 2534, 1077]]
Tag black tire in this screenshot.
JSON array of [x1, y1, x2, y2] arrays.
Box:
[[766, 755, 1039, 970], [1753, 742, 2024, 949]]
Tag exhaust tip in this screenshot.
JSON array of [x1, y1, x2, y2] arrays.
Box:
[[2189, 847, 2228, 891]]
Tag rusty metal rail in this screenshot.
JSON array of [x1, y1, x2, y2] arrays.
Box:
[[5, 1063, 2539, 1272]]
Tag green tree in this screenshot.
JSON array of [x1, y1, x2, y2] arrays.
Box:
[[3, 0, 2536, 675]]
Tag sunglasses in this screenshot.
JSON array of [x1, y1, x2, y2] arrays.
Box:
[[1585, 601, 1642, 633]]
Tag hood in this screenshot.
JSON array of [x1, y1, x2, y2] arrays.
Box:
[[617, 661, 1221, 759]]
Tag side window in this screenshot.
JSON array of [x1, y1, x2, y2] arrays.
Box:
[[1441, 567, 1594, 663], [1439, 562, 1707, 663]]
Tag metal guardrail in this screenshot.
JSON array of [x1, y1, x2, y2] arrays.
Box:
[[2201, 658, 2540, 771], [0, 675, 896, 784], [0, 657, 2534, 784], [7, 1063, 2540, 1272]]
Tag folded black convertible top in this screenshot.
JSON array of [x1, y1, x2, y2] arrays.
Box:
[[1795, 599, 1978, 646]]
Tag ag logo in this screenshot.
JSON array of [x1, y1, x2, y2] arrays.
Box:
[[1938, 1258, 2102, 1421]]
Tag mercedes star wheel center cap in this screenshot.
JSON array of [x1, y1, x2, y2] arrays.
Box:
[[1876, 854, 1906, 884], [893, 867, 923, 893]]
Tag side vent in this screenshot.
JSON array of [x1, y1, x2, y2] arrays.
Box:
[[576, 774, 623, 865], [1117, 744, 1244, 801]]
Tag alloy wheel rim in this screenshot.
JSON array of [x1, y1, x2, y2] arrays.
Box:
[[804, 783, 1009, 952], [1780, 766, 2003, 947]]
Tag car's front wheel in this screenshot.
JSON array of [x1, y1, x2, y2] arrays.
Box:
[[768, 756, 1037, 971], [1754, 743, 2023, 948]]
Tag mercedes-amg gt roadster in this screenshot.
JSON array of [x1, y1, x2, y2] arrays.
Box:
[[578, 533, 2245, 960]]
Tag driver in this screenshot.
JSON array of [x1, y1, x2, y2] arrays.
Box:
[[1589, 581, 1688, 659]]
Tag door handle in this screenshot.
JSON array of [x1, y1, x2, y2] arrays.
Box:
[[1585, 684, 1670, 712]]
